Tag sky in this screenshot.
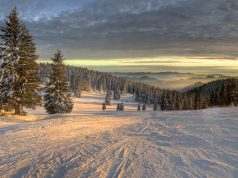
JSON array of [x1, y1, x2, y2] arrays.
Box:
[[0, 0, 238, 75]]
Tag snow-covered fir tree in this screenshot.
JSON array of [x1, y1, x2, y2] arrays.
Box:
[[0, 8, 41, 115], [105, 91, 111, 105], [113, 88, 120, 100], [44, 50, 73, 114], [0, 8, 22, 111]]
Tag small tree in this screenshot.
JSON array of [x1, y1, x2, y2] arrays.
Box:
[[114, 88, 121, 100], [117, 102, 124, 111], [44, 50, 73, 114], [120, 103, 124, 111], [117, 103, 120, 111], [142, 104, 146, 111], [153, 103, 158, 111], [105, 91, 111, 105], [137, 104, 141, 111], [102, 103, 106, 111]]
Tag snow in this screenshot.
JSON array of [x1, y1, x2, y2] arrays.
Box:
[[0, 92, 237, 178]]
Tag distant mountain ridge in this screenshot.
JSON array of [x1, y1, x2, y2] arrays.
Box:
[[111, 72, 234, 90], [112, 71, 193, 76]]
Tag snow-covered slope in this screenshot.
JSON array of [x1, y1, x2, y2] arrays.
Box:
[[0, 92, 237, 177]]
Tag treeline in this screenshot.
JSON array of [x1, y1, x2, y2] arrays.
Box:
[[40, 62, 238, 111]]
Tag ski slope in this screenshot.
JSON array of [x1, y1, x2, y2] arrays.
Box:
[[0, 93, 237, 178]]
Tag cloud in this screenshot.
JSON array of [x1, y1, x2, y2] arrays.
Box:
[[0, 0, 238, 61]]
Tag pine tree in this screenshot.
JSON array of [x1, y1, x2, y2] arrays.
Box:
[[0, 8, 22, 111], [117, 103, 120, 111], [0, 8, 41, 115], [153, 103, 158, 111], [113, 88, 120, 100], [120, 102, 124, 111], [201, 97, 208, 109], [218, 84, 227, 106], [102, 103, 106, 111], [117, 102, 124, 111], [210, 91, 215, 106], [142, 103, 146, 111], [14, 26, 41, 114], [137, 104, 141, 111], [44, 50, 73, 114], [160, 92, 166, 110], [194, 89, 201, 110], [105, 91, 111, 105]]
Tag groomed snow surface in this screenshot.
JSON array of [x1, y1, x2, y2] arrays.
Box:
[[0, 93, 237, 178]]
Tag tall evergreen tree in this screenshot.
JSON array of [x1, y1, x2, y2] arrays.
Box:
[[0, 8, 22, 111], [44, 50, 73, 114], [0, 8, 41, 115], [14, 26, 41, 114]]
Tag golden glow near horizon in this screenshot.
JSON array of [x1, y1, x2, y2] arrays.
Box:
[[39, 56, 238, 75], [63, 56, 238, 66]]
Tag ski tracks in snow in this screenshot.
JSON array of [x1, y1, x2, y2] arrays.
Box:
[[0, 108, 238, 178]]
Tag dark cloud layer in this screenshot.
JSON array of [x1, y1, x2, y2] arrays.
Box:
[[0, 0, 238, 60]]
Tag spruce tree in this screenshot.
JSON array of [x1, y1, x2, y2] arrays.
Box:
[[105, 91, 111, 105], [160, 92, 166, 110], [137, 104, 141, 111], [142, 103, 146, 111], [120, 102, 124, 111], [102, 103, 106, 111], [194, 89, 201, 110], [0, 8, 22, 111], [218, 84, 227, 106], [117, 103, 120, 111], [0, 8, 41, 115], [44, 50, 73, 114], [14, 26, 41, 114], [210, 91, 215, 106], [117, 102, 124, 111], [113, 88, 120, 100], [153, 103, 158, 111]]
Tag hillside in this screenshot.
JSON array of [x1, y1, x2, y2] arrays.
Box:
[[180, 82, 204, 93], [0, 92, 237, 177], [188, 78, 238, 96]]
